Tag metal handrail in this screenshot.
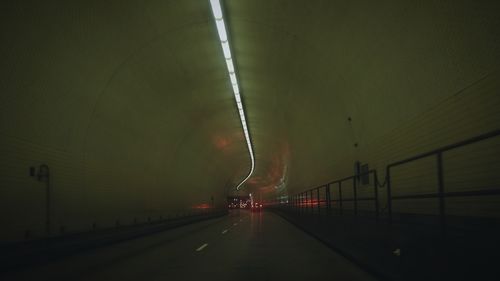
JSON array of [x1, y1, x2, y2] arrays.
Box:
[[385, 129, 500, 230], [286, 129, 500, 230]]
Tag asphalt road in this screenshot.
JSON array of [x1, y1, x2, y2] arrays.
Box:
[[4, 210, 376, 281]]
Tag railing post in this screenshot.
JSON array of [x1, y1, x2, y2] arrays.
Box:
[[297, 194, 299, 214], [309, 190, 313, 214], [307, 190, 310, 214], [317, 187, 321, 216], [386, 167, 392, 224], [353, 177, 358, 216], [300, 192, 303, 215], [300, 193, 303, 215], [298, 194, 301, 214], [339, 181, 343, 215], [374, 171, 379, 222], [326, 184, 331, 216], [303, 192, 306, 214], [305, 191, 308, 214], [437, 152, 446, 234]]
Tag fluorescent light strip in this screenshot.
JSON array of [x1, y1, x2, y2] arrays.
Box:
[[209, 0, 255, 191], [216, 21, 228, 42], [232, 84, 239, 94], [221, 41, 231, 59], [229, 73, 237, 85], [226, 59, 235, 73]]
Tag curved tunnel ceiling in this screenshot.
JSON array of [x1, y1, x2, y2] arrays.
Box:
[[227, 0, 500, 195], [0, 0, 252, 222], [0, 0, 499, 238]]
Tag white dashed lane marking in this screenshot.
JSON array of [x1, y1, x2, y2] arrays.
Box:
[[222, 229, 228, 234], [196, 243, 208, 252]]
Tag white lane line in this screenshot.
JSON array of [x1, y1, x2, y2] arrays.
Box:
[[222, 229, 228, 234], [233, 223, 238, 226], [196, 243, 208, 252]]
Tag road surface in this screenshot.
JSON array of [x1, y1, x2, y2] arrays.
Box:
[[4, 210, 376, 281]]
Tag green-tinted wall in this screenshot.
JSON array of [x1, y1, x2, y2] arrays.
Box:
[[0, 0, 249, 241], [1, 0, 499, 241]]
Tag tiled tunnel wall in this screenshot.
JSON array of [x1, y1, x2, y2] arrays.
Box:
[[325, 74, 500, 219], [0, 0, 499, 242]]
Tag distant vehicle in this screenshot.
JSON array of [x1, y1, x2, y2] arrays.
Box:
[[227, 196, 251, 209], [251, 202, 263, 212]]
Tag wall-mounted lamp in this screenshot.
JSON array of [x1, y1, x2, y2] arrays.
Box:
[[30, 164, 51, 236]]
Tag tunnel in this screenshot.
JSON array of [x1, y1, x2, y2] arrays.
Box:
[[1, 0, 500, 280]]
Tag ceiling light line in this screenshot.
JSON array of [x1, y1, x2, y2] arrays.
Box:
[[209, 0, 255, 191]]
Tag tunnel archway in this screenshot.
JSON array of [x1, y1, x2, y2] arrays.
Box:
[[0, 0, 499, 244]]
